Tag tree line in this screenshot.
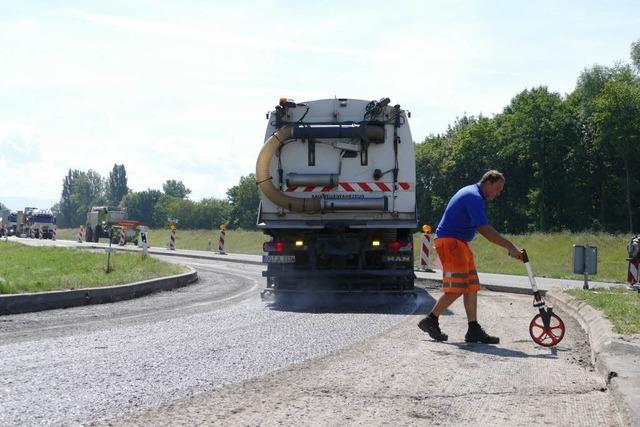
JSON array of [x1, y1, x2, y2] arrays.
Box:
[[26, 40, 639, 234], [417, 41, 640, 234], [51, 164, 259, 230]]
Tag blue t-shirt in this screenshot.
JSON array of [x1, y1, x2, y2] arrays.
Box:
[[435, 183, 488, 242]]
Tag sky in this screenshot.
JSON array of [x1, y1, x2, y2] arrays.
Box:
[[1, 0, 639, 211]]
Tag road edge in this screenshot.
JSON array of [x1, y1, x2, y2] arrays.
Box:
[[546, 290, 640, 427], [0, 266, 198, 315]]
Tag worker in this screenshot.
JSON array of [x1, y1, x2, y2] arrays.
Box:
[[418, 170, 522, 343]]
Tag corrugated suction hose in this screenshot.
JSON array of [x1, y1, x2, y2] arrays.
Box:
[[256, 127, 322, 212], [256, 125, 386, 212]]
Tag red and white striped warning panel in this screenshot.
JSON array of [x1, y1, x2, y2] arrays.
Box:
[[629, 260, 639, 284], [285, 182, 412, 192]]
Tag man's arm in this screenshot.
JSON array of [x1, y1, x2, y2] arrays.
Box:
[[477, 224, 522, 259]]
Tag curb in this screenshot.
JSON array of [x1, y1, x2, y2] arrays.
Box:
[[84, 245, 264, 266], [546, 290, 640, 427], [0, 266, 198, 315]]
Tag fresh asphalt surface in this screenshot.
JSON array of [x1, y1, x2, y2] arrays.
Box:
[[0, 248, 623, 425]]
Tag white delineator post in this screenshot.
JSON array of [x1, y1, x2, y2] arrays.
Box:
[[77, 225, 84, 243], [119, 228, 126, 246], [51, 226, 56, 241], [139, 226, 149, 257], [218, 225, 226, 255]]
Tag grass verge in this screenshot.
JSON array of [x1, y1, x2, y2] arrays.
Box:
[[0, 241, 185, 294], [567, 288, 640, 336], [55, 229, 629, 283]]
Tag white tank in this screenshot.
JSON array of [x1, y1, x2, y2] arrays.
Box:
[[256, 98, 416, 229]]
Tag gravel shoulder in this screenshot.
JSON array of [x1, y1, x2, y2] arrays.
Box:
[[100, 290, 621, 426]]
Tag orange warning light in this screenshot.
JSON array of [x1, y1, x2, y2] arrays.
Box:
[[422, 224, 432, 234]]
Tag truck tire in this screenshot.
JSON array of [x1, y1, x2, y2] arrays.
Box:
[[85, 227, 93, 243], [94, 226, 101, 243]]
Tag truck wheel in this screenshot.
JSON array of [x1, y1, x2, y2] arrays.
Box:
[[94, 226, 101, 242], [85, 227, 93, 242]]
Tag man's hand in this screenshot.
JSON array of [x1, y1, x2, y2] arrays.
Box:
[[507, 245, 523, 260]]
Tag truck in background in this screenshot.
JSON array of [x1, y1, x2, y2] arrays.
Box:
[[256, 97, 417, 295], [6, 208, 36, 237], [85, 206, 127, 242], [31, 209, 56, 239], [0, 208, 9, 235]]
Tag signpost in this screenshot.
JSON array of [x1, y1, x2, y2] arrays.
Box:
[[573, 245, 598, 289], [106, 227, 115, 273]]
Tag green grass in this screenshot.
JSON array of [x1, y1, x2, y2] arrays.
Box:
[[567, 288, 640, 335], [415, 231, 629, 283], [55, 229, 629, 282], [0, 241, 185, 294], [54, 228, 269, 254]]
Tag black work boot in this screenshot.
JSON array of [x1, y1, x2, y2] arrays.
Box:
[[418, 315, 448, 341], [465, 322, 500, 344]]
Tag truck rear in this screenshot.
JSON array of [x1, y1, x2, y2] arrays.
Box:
[[85, 206, 127, 242], [32, 209, 56, 239], [256, 98, 417, 294]]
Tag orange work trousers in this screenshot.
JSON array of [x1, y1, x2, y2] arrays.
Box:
[[434, 237, 480, 294]]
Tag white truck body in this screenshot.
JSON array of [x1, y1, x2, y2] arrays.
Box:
[[257, 98, 417, 293]]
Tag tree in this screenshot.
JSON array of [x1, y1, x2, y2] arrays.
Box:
[[495, 87, 578, 232], [57, 169, 105, 227], [106, 164, 129, 206], [162, 180, 191, 199], [0, 201, 7, 211], [122, 189, 163, 226], [59, 169, 80, 227], [226, 174, 260, 229], [631, 39, 640, 72], [592, 79, 640, 232]]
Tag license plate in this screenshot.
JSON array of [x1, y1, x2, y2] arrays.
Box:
[[262, 255, 296, 263]]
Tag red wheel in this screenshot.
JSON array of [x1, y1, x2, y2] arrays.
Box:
[[529, 313, 565, 347]]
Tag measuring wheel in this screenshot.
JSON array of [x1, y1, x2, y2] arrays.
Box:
[[529, 312, 565, 347], [521, 249, 566, 347]]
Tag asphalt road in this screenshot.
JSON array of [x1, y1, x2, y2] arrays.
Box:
[[0, 254, 622, 426]]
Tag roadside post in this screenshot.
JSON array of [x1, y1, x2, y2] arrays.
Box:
[[118, 227, 126, 246], [218, 224, 227, 255], [77, 225, 84, 243], [626, 235, 640, 292], [51, 225, 56, 241], [420, 224, 435, 272], [105, 226, 116, 273], [168, 217, 178, 250], [573, 244, 598, 289], [139, 225, 149, 257]]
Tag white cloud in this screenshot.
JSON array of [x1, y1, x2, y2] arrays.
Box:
[[1, 1, 640, 207]]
